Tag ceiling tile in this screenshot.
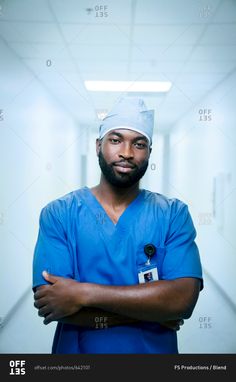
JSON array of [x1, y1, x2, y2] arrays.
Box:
[[130, 60, 186, 75], [172, 73, 226, 96], [200, 24, 236, 44], [50, 0, 132, 23], [8, 42, 66, 60], [183, 60, 236, 74], [191, 45, 236, 60], [131, 44, 194, 62], [213, 1, 236, 22], [77, 60, 128, 79], [60, 24, 131, 44], [133, 25, 205, 46], [69, 43, 129, 60], [0, 0, 53, 21], [135, 0, 221, 24], [0, 21, 62, 43]]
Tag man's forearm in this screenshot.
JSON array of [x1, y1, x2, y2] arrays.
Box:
[[58, 307, 139, 328], [58, 308, 184, 332], [34, 273, 200, 325], [81, 278, 200, 322]]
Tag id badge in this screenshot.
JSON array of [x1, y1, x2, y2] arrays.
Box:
[[138, 264, 159, 284]]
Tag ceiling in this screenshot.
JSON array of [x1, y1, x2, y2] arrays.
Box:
[[0, 0, 236, 132]]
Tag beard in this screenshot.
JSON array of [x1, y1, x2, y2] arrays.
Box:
[[98, 149, 149, 188]]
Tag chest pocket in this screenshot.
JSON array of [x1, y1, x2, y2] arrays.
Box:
[[136, 244, 166, 280]]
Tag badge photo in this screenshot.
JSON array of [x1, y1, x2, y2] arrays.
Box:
[[138, 266, 159, 284]]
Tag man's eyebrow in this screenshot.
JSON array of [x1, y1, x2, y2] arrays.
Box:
[[133, 136, 148, 143], [108, 131, 123, 138], [108, 131, 148, 142]]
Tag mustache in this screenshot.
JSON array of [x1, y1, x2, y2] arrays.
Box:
[[112, 160, 136, 168]]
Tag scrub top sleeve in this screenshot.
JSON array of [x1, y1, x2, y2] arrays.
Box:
[[162, 202, 203, 289], [32, 203, 74, 290]]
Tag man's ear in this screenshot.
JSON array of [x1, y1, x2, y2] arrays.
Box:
[[96, 138, 102, 156]]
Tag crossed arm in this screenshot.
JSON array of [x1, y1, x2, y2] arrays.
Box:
[[34, 271, 201, 330]]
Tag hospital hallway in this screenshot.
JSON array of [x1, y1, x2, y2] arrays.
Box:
[[0, 0, 236, 354]]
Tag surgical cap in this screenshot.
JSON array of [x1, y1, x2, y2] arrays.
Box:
[[99, 97, 154, 145]]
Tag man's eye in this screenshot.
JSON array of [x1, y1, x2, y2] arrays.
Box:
[[110, 138, 120, 144], [135, 142, 147, 149]]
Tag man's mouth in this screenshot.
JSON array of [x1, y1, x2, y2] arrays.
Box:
[[113, 162, 135, 173]]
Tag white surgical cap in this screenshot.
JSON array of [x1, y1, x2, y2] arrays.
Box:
[[99, 97, 154, 145]]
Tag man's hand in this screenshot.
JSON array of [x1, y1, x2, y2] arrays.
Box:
[[34, 271, 85, 325], [160, 319, 184, 331]]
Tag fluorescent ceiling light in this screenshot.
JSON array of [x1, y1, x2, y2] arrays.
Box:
[[84, 80, 172, 92]]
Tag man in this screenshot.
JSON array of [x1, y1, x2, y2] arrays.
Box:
[[33, 97, 203, 354]]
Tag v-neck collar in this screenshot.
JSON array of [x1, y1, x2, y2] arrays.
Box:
[[81, 186, 145, 235]]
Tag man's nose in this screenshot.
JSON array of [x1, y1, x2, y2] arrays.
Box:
[[119, 143, 134, 159]]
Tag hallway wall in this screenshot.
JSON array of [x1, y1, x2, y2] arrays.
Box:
[[0, 39, 81, 352], [168, 69, 236, 303], [167, 70, 236, 352]]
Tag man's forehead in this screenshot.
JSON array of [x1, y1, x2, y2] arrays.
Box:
[[107, 129, 148, 140]]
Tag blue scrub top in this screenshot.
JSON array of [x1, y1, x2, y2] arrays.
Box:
[[32, 187, 203, 354]]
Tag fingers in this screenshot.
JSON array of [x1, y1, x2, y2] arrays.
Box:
[[34, 286, 51, 300], [34, 301, 57, 323], [160, 319, 184, 331], [42, 271, 59, 284], [34, 299, 48, 309], [43, 313, 54, 325], [174, 319, 184, 330], [38, 305, 51, 318], [175, 319, 184, 331]]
